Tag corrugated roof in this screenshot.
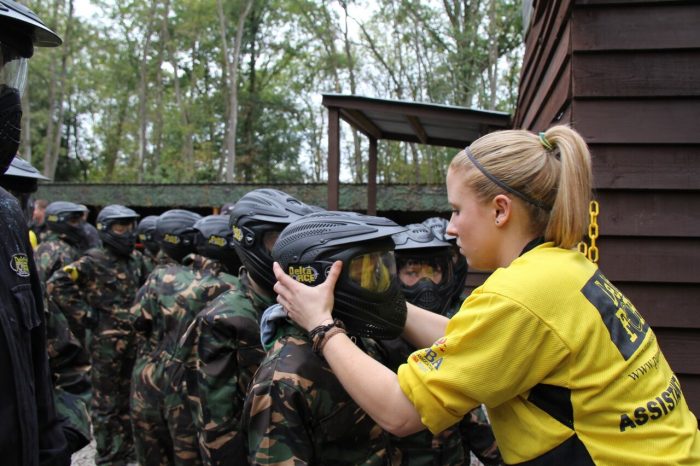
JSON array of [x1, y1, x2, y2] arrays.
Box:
[[322, 93, 511, 148]]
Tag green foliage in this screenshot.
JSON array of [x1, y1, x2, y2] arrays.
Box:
[[23, 0, 522, 184]]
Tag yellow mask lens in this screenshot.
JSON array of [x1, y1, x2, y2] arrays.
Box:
[[348, 251, 395, 293]]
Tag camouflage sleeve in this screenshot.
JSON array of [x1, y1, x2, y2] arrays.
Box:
[[197, 309, 266, 464], [46, 256, 94, 342], [34, 243, 53, 283], [244, 378, 315, 465], [129, 271, 159, 340], [459, 406, 503, 466], [138, 250, 154, 283]]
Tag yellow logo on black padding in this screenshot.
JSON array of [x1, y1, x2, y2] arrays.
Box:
[[10, 254, 30, 277], [209, 235, 227, 247], [288, 265, 319, 284], [232, 226, 243, 242], [163, 233, 180, 245], [47, 214, 59, 222]]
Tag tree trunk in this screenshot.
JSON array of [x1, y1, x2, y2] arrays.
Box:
[[47, 0, 74, 178], [340, 1, 363, 183], [487, 0, 499, 109], [164, 10, 193, 180], [136, 1, 160, 181], [218, 0, 254, 183], [104, 95, 128, 179]]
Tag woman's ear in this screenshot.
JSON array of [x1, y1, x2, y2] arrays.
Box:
[[493, 194, 512, 226]]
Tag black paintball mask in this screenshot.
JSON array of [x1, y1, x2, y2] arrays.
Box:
[[273, 211, 408, 340]]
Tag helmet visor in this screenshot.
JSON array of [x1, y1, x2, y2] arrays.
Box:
[[262, 230, 280, 254], [0, 56, 28, 96], [397, 254, 452, 287], [347, 250, 396, 293]]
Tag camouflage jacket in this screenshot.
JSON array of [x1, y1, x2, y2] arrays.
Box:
[[35, 232, 82, 283], [130, 260, 197, 372], [132, 254, 238, 371], [242, 322, 392, 466], [47, 246, 151, 343], [193, 273, 274, 465]]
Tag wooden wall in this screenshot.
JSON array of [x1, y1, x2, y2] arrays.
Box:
[[513, 0, 700, 415]]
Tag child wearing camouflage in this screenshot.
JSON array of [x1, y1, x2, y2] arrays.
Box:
[[178, 189, 316, 465], [242, 211, 408, 465]]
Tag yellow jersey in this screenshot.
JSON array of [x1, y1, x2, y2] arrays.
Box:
[[398, 243, 700, 465]]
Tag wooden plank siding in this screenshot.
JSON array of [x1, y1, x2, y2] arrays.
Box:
[[513, 0, 700, 416]]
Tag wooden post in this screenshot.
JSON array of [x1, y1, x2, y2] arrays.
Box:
[[368, 137, 377, 215], [328, 107, 340, 210]]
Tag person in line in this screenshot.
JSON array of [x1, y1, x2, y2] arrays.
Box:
[[79, 204, 102, 250], [383, 223, 502, 466], [32, 198, 49, 244], [243, 210, 408, 465], [35, 201, 88, 283], [135, 214, 161, 267], [272, 126, 700, 464], [48, 204, 151, 465], [1, 156, 93, 458], [189, 189, 316, 465], [129, 208, 204, 466], [421, 217, 469, 318], [0, 3, 69, 463]]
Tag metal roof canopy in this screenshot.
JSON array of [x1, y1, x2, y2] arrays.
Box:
[[322, 93, 511, 214]]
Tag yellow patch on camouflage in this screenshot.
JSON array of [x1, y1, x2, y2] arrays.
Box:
[[163, 233, 180, 244], [288, 265, 319, 284], [232, 225, 243, 242], [10, 254, 30, 277], [47, 214, 59, 222], [63, 265, 79, 281], [208, 235, 227, 247]]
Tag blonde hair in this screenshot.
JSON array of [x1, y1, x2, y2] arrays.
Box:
[[449, 125, 592, 249]]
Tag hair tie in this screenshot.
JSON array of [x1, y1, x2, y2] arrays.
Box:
[[465, 147, 551, 211], [539, 132, 554, 151]]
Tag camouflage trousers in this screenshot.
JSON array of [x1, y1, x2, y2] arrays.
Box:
[[131, 356, 173, 466], [90, 331, 136, 465]]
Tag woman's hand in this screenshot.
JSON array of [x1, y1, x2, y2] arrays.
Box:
[[272, 260, 343, 332]]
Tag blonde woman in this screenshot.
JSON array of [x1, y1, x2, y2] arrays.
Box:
[[273, 126, 700, 465]]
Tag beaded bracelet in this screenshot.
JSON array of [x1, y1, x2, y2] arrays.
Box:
[[310, 318, 346, 354]]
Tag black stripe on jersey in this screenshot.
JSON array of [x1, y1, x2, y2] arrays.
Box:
[[581, 270, 648, 360], [513, 434, 594, 466], [527, 384, 574, 429]]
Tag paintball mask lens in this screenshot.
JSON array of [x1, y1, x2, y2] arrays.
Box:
[[111, 221, 135, 234], [347, 250, 396, 293], [65, 212, 84, 227], [262, 230, 280, 253], [397, 256, 451, 287]]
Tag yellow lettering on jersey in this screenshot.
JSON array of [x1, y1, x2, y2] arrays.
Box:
[[615, 308, 638, 343]]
